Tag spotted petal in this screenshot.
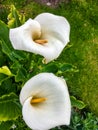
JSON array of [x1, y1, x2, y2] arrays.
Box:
[[20, 73, 71, 130]]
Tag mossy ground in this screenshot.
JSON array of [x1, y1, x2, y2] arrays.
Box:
[[0, 0, 98, 116]]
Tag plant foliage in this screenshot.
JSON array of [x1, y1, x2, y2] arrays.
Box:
[[0, 2, 98, 130]]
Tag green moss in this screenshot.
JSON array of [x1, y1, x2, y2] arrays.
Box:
[[57, 0, 98, 115]]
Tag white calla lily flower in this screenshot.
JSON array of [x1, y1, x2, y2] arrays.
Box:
[[20, 73, 71, 130], [10, 13, 70, 63]]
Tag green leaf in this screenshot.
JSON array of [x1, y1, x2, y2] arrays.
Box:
[[0, 74, 8, 85], [41, 63, 58, 73], [8, 5, 25, 28], [0, 20, 10, 44], [0, 78, 17, 96], [11, 61, 22, 75], [0, 51, 6, 67], [15, 67, 27, 82], [0, 20, 27, 61], [70, 96, 86, 109], [0, 40, 27, 62], [0, 121, 13, 130], [11, 61, 22, 69], [0, 66, 13, 76], [59, 63, 78, 72], [0, 93, 21, 121]]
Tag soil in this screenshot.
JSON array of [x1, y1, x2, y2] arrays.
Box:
[[26, 0, 71, 8]]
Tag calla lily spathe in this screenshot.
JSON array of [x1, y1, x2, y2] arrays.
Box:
[[20, 73, 71, 130], [9, 13, 70, 63]]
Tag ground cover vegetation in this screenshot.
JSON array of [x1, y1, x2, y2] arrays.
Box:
[[0, 0, 98, 129]]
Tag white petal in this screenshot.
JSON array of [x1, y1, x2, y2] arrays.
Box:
[[9, 13, 70, 63], [35, 13, 70, 62], [20, 73, 71, 129], [35, 13, 70, 44], [9, 18, 41, 52]]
